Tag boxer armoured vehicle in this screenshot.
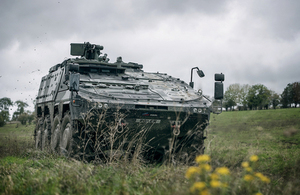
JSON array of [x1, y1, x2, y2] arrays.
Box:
[[35, 42, 224, 162]]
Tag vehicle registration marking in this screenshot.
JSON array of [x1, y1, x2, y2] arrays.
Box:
[[135, 119, 161, 123]]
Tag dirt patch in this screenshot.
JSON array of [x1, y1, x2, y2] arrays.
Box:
[[256, 126, 264, 131], [283, 127, 299, 137]]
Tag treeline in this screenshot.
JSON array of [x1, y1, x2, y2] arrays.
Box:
[[0, 97, 34, 127], [223, 82, 300, 111]]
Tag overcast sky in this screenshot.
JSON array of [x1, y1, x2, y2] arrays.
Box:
[[1, 0, 300, 113]]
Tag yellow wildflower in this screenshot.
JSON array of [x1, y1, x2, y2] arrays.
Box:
[[261, 176, 270, 183], [255, 193, 263, 195], [244, 174, 254, 181], [200, 164, 212, 171], [196, 155, 211, 163], [250, 155, 259, 162], [210, 180, 221, 188], [216, 167, 230, 175], [210, 173, 219, 180], [190, 182, 206, 192], [255, 172, 264, 178], [185, 167, 201, 179], [246, 167, 252, 172], [200, 189, 210, 195], [242, 161, 249, 168], [255, 173, 270, 183]]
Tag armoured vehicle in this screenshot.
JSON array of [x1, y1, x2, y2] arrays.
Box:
[[35, 42, 224, 162]]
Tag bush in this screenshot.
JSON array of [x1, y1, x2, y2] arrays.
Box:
[[17, 113, 28, 125], [0, 114, 5, 127], [16, 112, 35, 125], [0, 110, 9, 127]]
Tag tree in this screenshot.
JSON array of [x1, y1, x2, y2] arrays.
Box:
[[223, 84, 240, 111], [270, 91, 280, 109], [15, 100, 29, 114], [0, 114, 4, 127], [0, 111, 9, 127], [238, 84, 250, 110], [17, 113, 28, 125], [223, 84, 250, 111], [23, 110, 35, 125], [224, 83, 240, 110], [223, 98, 236, 111], [0, 97, 13, 111], [247, 84, 271, 110], [17, 111, 35, 125], [291, 82, 300, 107], [281, 82, 300, 108], [16, 109, 35, 126], [281, 83, 292, 108], [0, 97, 13, 126], [12, 100, 28, 121]]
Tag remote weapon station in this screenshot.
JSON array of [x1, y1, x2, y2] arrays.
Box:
[[35, 42, 224, 161]]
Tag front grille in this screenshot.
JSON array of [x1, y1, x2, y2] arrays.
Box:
[[135, 105, 168, 110]]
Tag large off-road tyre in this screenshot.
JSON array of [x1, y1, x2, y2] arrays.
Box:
[[60, 112, 73, 156], [42, 115, 51, 150], [60, 112, 92, 161], [35, 118, 43, 150], [166, 131, 205, 165], [181, 133, 205, 164], [51, 115, 61, 152]]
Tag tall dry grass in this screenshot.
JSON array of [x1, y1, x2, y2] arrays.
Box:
[[1, 108, 300, 194]]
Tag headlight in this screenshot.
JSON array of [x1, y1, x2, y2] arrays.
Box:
[[198, 108, 202, 113], [104, 104, 109, 109], [193, 108, 198, 113], [98, 103, 103, 108], [197, 89, 203, 96]]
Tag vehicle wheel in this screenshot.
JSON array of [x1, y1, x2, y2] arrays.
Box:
[[174, 133, 205, 164], [51, 115, 61, 152], [60, 112, 93, 161], [186, 134, 205, 163], [35, 118, 43, 149], [60, 113, 73, 156], [42, 115, 51, 150]]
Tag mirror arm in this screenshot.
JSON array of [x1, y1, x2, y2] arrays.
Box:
[[190, 67, 199, 82], [189, 67, 200, 88]]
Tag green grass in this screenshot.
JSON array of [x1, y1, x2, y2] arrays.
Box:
[[206, 108, 300, 194], [0, 108, 300, 194], [0, 152, 189, 195], [0, 122, 35, 134], [0, 123, 35, 159]]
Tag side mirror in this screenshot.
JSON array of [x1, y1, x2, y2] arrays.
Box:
[[215, 73, 224, 82], [214, 73, 224, 99], [214, 82, 223, 99], [197, 70, 205, 78], [65, 63, 79, 81], [69, 73, 80, 92], [190, 67, 205, 88]]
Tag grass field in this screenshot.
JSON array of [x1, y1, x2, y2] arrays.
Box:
[[0, 108, 299, 194]]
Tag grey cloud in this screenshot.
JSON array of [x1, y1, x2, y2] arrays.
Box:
[[0, 0, 231, 50], [138, 0, 229, 15], [0, 1, 124, 49], [246, 0, 300, 40], [1, 0, 300, 110]]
